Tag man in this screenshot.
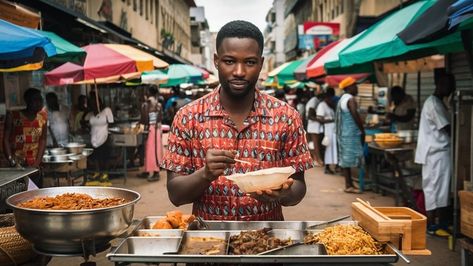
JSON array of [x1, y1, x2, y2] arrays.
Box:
[[386, 86, 416, 131], [306, 91, 323, 166], [415, 72, 455, 237], [335, 77, 365, 194], [161, 20, 313, 221]]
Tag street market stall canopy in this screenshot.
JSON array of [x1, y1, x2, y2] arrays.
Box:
[[399, 0, 473, 44], [325, 0, 464, 75], [267, 60, 304, 86], [0, 19, 56, 71], [34, 30, 85, 64], [141, 69, 169, 85], [162, 64, 204, 87], [44, 43, 168, 86], [294, 54, 316, 81]]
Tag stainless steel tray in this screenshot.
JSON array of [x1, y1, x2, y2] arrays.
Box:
[[107, 219, 399, 264]]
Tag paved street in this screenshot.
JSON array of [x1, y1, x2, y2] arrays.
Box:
[[48, 166, 460, 266]]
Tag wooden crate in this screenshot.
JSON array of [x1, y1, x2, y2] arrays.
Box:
[[460, 190, 473, 239], [352, 198, 430, 255]]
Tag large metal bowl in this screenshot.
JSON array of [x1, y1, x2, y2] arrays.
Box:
[[6, 186, 141, 255]]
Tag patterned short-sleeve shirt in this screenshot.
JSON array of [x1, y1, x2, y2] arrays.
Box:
[[161, 87, 314, 221]]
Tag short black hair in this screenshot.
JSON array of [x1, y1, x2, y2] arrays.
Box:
[[216, 20, 264, 56], [24, 88, 42, 104], [46, 92, 59, 111], [390, 86, 405, 97], [148, 85, 158, 97]]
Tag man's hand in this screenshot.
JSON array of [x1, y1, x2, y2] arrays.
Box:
[[203, 149, 235, 181], [249, 178, 294, 203]]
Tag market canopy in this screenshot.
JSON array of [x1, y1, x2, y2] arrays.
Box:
[[141, 69, 169, 85], [326, 0, 464, 75], [0, 19, 56, 71], [44, 43, 168, 85], [162, 64, 204, 87], [267, 60, 304, 85], [34, 30, 85, 64], [294, 54, 316, 81]]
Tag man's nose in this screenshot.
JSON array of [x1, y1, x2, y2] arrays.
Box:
[[233, 63, 245, 77]]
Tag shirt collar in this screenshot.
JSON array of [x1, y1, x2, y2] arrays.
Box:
[[206, 86, 271, 118]]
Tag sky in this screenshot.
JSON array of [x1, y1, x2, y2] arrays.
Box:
[[194, 0, 273, 33]]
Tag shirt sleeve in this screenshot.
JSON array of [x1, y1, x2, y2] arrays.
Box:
[[428, 98, 450, 131], [106, 108, 114, 123], [282, 111, 315, 172], [316, 102, 325, 117], [160, 109, 195, 175]]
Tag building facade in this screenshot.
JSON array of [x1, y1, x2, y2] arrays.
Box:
[[189, 6, 212, 70], [40, 0, 195, 61], [263, 0, 285, 73]]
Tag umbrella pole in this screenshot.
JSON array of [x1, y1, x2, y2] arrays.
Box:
[[94, 78, 101, 112]]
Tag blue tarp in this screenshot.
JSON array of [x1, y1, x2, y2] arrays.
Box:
[[448, 0, 473, 28], [0, 19, 56, 60]]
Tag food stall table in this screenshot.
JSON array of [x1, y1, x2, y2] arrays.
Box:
[[109, 132, 144, 184], [42, 158, 87, 186], [368, 143, 419, 208], [0, 168, 37, 212]]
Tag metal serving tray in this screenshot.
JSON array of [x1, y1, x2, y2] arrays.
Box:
[[107, 219, 399, 265]]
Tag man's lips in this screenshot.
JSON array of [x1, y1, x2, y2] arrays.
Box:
[[229, 80, 248, 89]]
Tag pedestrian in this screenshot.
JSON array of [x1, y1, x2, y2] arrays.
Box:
[[84, 92, 114, 186], [317, 87, 337, 174], [414, 71, 455, 237], [72, 95, 88, 134], [140, 85, 164, 182], [161, 20, 313, 221], [386, 86, 416, 131], [3, 88, 47, 187], [45, 92, 70, 147], [335, 77, 365, 194], [306, 91, 324, 166]]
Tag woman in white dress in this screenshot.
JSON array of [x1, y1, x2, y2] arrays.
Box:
[[316, 88, 337, 174]]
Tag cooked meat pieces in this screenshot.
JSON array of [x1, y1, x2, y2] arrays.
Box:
[[18, 193, 126, 210], [229, 229, 292, 255]]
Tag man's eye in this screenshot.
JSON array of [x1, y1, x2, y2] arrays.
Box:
[[223, 59, 234, 64], [246, 61, 256, 66]]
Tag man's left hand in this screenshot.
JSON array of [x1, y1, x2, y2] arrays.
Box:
[[249, 178, 294, 203]]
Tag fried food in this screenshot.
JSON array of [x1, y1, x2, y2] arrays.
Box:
[[229, 228, 292, 255], [152, 211, 195, 230], [18, 193, 126, 210], [152, 219, 173, 229], [180, 237, 226, 255], [304, 225, 383, 255]]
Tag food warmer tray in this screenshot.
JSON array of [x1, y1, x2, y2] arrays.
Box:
[[107, 218, 399, 265]]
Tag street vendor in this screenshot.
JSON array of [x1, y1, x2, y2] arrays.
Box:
[[415, 71, 455, 237], [335, 77, 365, 194], [386, 86, 416, 131], [161, 20, 314, 221], [3, 88, 47, 187]]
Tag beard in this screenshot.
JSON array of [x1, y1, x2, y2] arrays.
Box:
[[220, 78, 255, 99]]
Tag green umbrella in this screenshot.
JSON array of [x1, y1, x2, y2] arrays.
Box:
[[325, 0, 463, 75], [162, 64, 203, 87], [274, 59, 304, 85], [35, 30, 85, 64]]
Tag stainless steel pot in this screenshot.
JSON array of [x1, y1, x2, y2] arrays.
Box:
[[49, 148, 66, 155], [6, 187, 141, 254], [65, 143, 86, 154]]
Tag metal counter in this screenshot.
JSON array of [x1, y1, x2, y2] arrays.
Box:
[[0, 167, 37, 212]]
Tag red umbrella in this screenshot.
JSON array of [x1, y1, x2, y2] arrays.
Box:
[[44, 43, 167, 86], [44, 62, 83, 86]]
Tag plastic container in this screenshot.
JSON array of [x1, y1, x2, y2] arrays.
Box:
[[225, 167, 295, 193]]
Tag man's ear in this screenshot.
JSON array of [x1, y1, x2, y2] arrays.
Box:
[[213, 52, 219, 70]]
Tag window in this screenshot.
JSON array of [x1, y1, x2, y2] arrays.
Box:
[[150, 0, 153, 23], [145, 0, 148, 20], [140, 0, 143, 16], [133, 0, 136, 11], [331, 9, 335, 19]]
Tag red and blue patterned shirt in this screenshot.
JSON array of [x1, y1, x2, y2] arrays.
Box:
[[161, 87, 314, 221]]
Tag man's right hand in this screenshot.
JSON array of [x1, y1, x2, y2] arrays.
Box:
[[203, 149, 235, 181]]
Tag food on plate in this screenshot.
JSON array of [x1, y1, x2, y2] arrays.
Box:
[[152, 210, 195, 230], [374, 133, 401, 142], [304, 225, 383, 255], [229, 228, 292, 255], [18, 193, 127, 210], [224, 166, 295, 193], [180, 236, 227, 255]]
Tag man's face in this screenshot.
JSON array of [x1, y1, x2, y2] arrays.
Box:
[[437, 77, 454, 97], [214, 37, 263, 98], [29, 94, 44, 114], [347, 84, 358, 96]]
